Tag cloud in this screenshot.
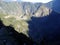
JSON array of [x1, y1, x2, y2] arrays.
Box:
[[21, 0, 52, 3]]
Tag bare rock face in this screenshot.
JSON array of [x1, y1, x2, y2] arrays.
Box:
[[34, 5, 51, 17], [53, 0, 60, 13]]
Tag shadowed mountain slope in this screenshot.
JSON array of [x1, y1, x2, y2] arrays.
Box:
[[28, 10, 60, 45]]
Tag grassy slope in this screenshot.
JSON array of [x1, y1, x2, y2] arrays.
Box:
[[0, 14, 29, 36]]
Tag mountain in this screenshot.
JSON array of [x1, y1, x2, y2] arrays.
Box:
[[0, 1, 53, 44], [0, 1, 60, 45], [0, 1, 52, 17], [0, 1, 53, 37]]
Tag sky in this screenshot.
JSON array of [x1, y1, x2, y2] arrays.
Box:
[[3, 0, 52, 3]]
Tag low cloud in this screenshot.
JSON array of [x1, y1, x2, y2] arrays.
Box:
[[21, 0, 52, 3]]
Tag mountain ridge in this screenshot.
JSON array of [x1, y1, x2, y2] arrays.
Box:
[[0, 1, 52, 17]]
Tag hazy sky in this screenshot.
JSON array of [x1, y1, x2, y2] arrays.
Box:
[[4, 0, 52, 3]]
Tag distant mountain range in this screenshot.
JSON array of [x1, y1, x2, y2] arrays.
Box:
[[0, 1, 52, 17]]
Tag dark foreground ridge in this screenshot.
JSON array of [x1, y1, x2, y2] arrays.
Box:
[[0, 20, 35, 45]]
